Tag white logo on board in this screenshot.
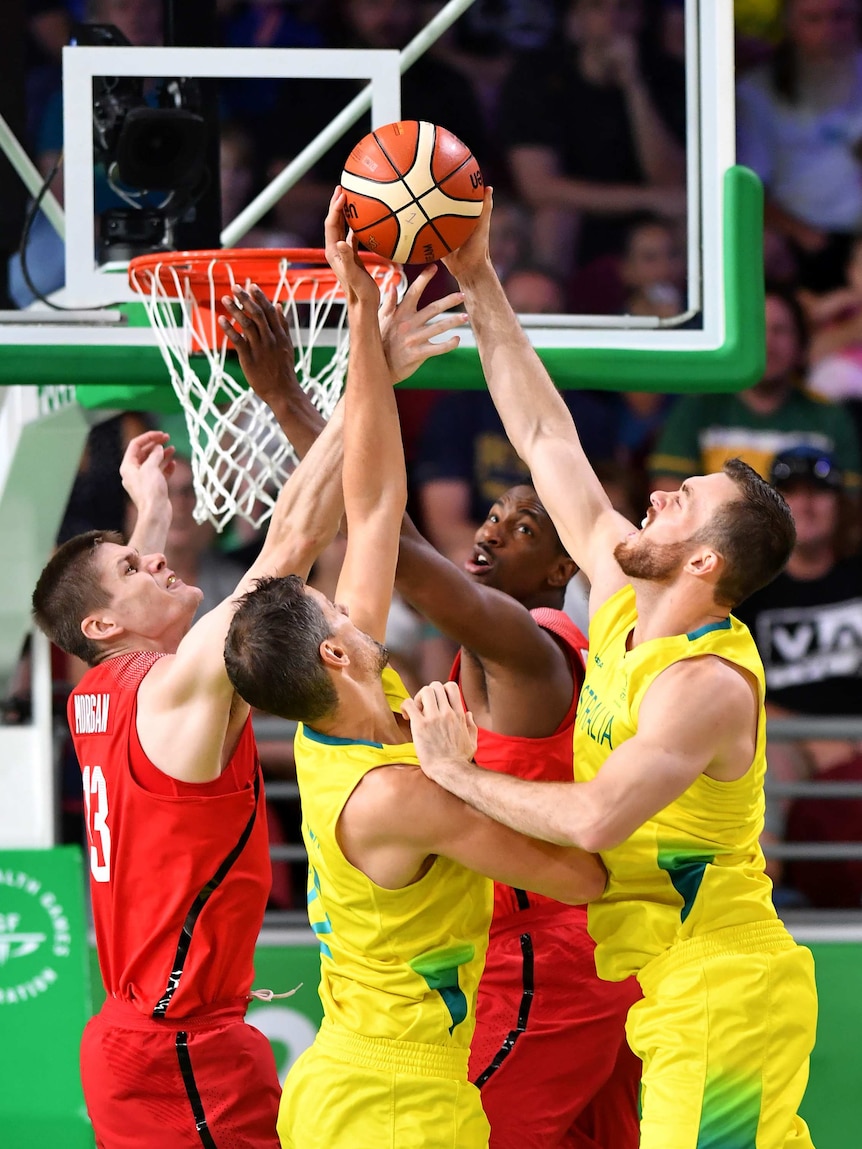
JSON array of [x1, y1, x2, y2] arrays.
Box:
[[0, 869, 72, 1005]]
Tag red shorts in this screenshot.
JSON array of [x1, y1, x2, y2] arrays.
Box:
[[81, 996, 281, 1148], [469, 904, 642, 1149]]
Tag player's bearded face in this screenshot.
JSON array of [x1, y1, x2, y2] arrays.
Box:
[[614, 535, 693, 581], [357, 630, 390, 675]]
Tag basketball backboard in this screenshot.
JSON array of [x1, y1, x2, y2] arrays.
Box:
[[0, 0, 760, 410]]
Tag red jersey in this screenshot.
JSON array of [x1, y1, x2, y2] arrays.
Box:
[[69, 652, 271, 1019], [451, 607, 588, 919]]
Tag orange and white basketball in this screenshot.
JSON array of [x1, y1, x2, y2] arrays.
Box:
[[341, 120, 484, 264]]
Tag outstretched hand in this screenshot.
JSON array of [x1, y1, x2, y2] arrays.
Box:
[[324, 187, 381, 308], [442, 187, 494, 284], [218, 283, 299, 408], [379, 264, 467, 384], [120, 429, 175, 509], [401, 681, 478, 785]]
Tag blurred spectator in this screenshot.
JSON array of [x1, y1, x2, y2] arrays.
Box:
[[735, 0, 784, 70], [569, 211, 684, 314], [218, 119, 307, 247], [498, 0, 686, 277], [735, 445, 862, 904], [413, 264, 619, 569], [737, 0, 862, 291], [784, 753, 862, 907], [649, 286, 862, 492], [502, 263, 569, 314], [58, 413, 153, 544], [26, 1, 72, 145], [566, 214, 681, 474], [619, 213, 685, 316], [259, 0, 489, 247], [737, 447, 860, 751], [488, 194, 533, 280], [218, 0, 325, 163], [219, 120, 257, 232], [800, 232, 862, 401]]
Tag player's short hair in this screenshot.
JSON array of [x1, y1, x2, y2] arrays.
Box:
[[702, 458, 796, 607], [32, 530, 124, 665], [224, 574, 338, 722]]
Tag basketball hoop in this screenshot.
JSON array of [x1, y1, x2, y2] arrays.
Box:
[[128, 248, 405, 532]]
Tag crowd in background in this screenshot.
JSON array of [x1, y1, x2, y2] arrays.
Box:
[[8, 0, 862, 912]]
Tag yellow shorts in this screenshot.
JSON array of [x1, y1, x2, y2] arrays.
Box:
[[277, 1020, 490, 1149], [627, 921, 818, 1149]]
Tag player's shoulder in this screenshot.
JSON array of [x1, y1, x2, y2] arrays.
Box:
[[652, 650, 755, 708], [345, 762, 437, 839]]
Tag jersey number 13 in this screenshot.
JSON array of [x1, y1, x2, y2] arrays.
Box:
[[83, 765, 111, 883]]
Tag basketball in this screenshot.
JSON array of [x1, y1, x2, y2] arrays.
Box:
[[341, 120, 484, 264]]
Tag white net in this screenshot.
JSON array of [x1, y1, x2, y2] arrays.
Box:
[[129, 251, 405, 532]]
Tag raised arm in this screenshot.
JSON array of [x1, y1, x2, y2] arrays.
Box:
[[218, 266, 467, 464], [326, 189, 408, 641], [135, 356, 348, 785], [218, 284, 326, 458], [121, 430, 175, 555], [443, 191, 635, 605]]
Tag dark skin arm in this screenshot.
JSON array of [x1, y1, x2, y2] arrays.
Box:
[[219, 284, 325, 457], [218, 267, 466, 457], [396, 517, 576, 737]]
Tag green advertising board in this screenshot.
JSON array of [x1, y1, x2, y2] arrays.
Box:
[[0, 847, 92, 1147]]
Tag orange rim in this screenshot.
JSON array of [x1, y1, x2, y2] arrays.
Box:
[[128, 247, 398, 303]]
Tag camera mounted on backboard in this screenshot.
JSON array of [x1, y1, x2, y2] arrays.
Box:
[[75, 21, 209, 260]]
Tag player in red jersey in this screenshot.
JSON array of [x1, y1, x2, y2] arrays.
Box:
[[32, 381, 344, 1143], [218, 264, 640, 1147], [396, 490, 641, 1149]]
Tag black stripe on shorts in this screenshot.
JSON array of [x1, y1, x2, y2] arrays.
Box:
[[472, 930, 535, 1088], [175, 1031, 218, 1148]]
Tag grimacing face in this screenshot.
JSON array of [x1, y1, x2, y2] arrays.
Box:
[[613, 473, 739, 583], [88, 541, 202, 644]]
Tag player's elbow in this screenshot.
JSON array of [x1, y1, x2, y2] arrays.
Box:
[[579, 820, 631, 854], [267, 527, 329, 574], [576, 816, 621, 855]]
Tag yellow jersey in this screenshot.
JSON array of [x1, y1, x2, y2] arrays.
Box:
[[575, 586, 777, 981], [294, 668, 493, 1049]]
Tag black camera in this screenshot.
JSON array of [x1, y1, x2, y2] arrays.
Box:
[[76, 22, 209, 260]]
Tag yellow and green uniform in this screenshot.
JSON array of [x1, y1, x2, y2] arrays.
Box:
[[278, 667, 493, 1149], [576, 586, 818, 1149]]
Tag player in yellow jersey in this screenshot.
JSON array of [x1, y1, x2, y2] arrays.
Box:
[[405, 190, 819, 1149], [223, 191, 606, 1149]]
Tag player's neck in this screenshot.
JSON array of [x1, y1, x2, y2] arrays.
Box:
[[630, 580, 728, 646], [317, 676, 409, 746], [99, 631, 180, 661], [516, 588, 565, 613]]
